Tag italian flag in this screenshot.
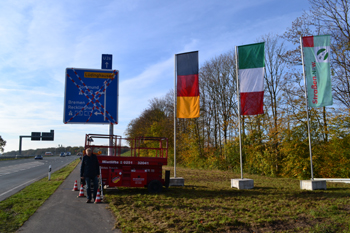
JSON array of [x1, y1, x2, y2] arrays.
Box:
[[302, 35, 333, 108], [238, 42, 265, 115]]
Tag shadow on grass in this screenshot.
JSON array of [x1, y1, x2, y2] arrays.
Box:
[[182, 185, 208, 188], [105, 185, 350, 201], [253, 186, 275, 190], [105, 186, 279, 199], [326, 187, 350, 191]]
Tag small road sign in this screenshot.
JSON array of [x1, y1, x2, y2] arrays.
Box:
[[101, 54, 112, 69], [64, 68, 119, 124]]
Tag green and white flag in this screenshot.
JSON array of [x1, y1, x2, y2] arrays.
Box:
[[302, 35, 333, 108], [238, 42, 265, 115]]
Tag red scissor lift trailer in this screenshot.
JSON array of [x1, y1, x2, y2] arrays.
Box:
[[84, 134, 170, 193]]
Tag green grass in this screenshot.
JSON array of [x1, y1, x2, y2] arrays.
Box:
[[0, 159, 80, 233], [120, 150, 131, 157], [105, 166, 350, 232]]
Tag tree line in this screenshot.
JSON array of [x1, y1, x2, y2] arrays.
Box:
[[126, 0, 350, 179]]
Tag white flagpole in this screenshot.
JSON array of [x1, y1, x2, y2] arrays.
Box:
[[300, 36, 314, 180], [235, 46, 243, 179], [174, 54, 177, 178]]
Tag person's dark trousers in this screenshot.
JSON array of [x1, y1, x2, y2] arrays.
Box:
[[85, 176, 99, 201]]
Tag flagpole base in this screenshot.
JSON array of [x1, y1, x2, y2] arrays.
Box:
[[300, 180, 327, 190], [169, 177, 185, 187], [231, 179, 254, 189]]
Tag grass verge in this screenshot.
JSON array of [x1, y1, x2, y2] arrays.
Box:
[[0, 159, 80, 233], [105, 166, 350, 232]]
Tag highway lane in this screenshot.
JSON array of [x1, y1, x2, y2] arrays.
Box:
[[0, 156, 78, 202]]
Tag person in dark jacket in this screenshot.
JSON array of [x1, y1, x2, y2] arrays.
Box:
[[80, 148, 100, 203]]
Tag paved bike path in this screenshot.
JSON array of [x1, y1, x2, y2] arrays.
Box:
[[18, 163, 121, 233]]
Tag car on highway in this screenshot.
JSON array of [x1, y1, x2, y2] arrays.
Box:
[[60, 152, 66, 157], [45, 152, 53, 156], [66, 152, 71, 156], [34, 155, 43, 160]]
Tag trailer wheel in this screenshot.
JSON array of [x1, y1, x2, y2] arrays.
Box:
[[148, 180, 163, 193]]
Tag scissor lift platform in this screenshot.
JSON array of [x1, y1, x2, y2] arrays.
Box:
[[85, 134, 170, 193]]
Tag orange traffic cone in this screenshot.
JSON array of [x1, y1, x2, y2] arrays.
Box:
[[77, 184, 85, 198], [72, 180, 78, 191], [94, 189, 102, 203]]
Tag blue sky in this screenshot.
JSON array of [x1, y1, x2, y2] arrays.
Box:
[[0, 0, 309, 152]]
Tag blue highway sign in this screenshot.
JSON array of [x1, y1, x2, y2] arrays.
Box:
[[101, 54, 113, 69], [64, 68, 119, 124]]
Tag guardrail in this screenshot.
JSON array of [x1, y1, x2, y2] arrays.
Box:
[[314, 178, 350, 184]]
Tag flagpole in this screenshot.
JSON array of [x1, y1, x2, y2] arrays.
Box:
[[235, 46, 243, 179], [174, 54, 177, 178], [300, 36, 314, 180]]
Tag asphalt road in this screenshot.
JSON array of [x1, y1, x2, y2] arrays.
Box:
[[0, 156, 77, 202]]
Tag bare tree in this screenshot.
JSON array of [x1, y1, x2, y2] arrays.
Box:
[[255, 34, 288, 172], [261, 34, 287, 134], [199, 51, 237, 156]]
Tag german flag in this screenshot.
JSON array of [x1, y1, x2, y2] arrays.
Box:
[[176, 51, 199, 118]]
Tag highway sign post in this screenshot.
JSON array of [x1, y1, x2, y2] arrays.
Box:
[[19, 130, 55, 155], [101, 54, 113, 69], [64, 55, 118, 156], [63, 68, 119, 124], [101, 54, 115, 156]]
